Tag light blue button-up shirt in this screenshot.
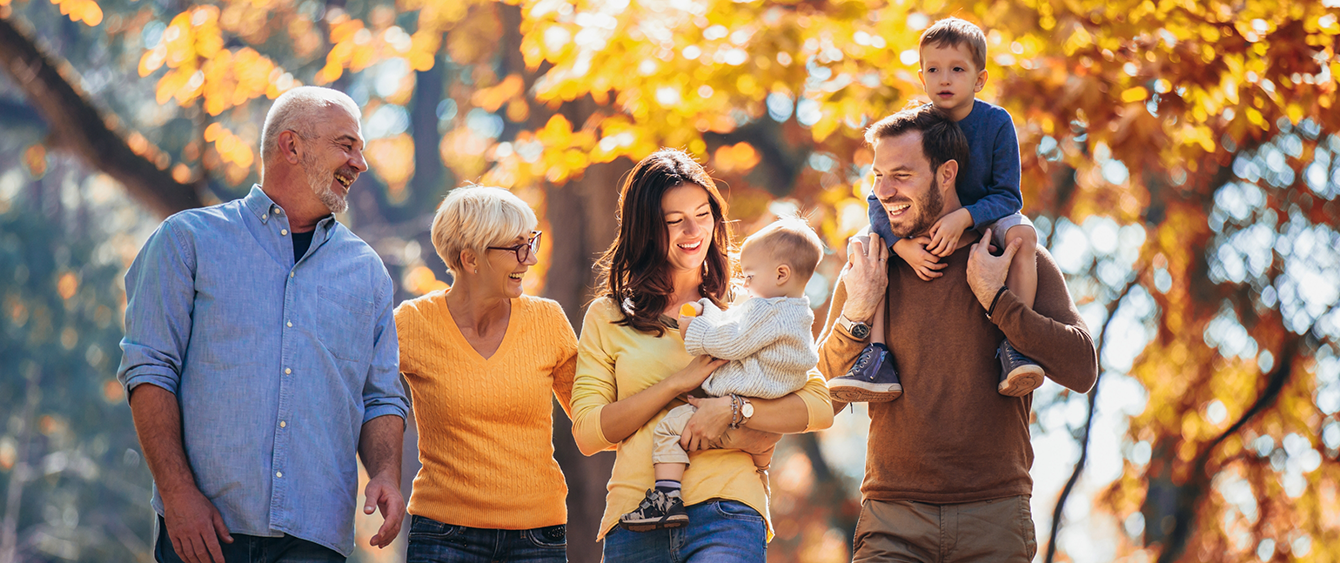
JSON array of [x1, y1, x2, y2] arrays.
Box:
[[117, 185, 407, 556]]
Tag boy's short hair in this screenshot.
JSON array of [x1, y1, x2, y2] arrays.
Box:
[[431, 186, 538, 275], [743, 217, 825, 281], [919, 17, 988, 72]]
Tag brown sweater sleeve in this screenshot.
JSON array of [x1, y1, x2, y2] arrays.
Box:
[[991, 247, 1098, 393], [816, 272, 869, 382]]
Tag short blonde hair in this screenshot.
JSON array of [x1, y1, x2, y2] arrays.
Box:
[[431, 186, 538, 274], [742, 217, 824, 280]]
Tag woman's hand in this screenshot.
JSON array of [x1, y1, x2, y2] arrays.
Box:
[[680, 396, 733, 452], [666, 355, 727, 395]]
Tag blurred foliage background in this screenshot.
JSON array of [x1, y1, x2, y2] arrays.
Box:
[[1, 0, 1339, 561]]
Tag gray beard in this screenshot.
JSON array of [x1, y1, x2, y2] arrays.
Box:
[[302, 154, 348, 214], [888, 177, 945, 238]]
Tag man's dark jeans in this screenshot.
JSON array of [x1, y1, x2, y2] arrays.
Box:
[[154, 516, 345, 563]]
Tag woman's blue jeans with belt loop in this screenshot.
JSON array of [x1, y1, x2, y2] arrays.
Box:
[[406, 515, 568, 563], [602, 499, 767, 562]]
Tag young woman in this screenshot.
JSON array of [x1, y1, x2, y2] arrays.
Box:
[[396, 186, 576, 562], [570, 149, 834, 561]]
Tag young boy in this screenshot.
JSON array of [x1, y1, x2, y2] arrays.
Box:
[[829, 17, 1043, 402], [618, 218, 824, 532]]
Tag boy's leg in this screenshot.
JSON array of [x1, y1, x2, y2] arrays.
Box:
[[992, 215, 1044, 397], [1002, 224, 1038, 310], [870, 296, 887, 345]]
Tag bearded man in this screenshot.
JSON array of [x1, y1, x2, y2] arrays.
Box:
[[118, 86, 408, 563], [818, 104, 1097, 561]]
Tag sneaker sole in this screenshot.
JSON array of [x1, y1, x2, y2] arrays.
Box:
[[619, 514, 689, 532], [998, 365, 1044, 397], [829, 380, 903, 403]]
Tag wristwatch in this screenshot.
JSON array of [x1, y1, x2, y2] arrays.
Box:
[[729, 394, 754, 429], [836, 314, 871, 340]]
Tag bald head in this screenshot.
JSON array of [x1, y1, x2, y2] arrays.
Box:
[[260, 86, 362, 170]]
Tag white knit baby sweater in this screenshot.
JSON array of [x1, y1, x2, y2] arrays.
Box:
[[683, 296, 818, 399]]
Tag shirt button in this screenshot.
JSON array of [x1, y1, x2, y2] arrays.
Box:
[[285, 368, 292, 374], [276, 471, 283, 478], [262, 214, 267, 220], [289, 271, 295, 278], [287, 321, 293, 327], [281, 229, 288, 236], [279, 421, 287, 428]]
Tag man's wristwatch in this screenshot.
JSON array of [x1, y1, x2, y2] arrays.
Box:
[[836, 314, 872, 340]]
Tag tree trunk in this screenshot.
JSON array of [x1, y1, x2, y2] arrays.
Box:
[[543, 158, 625, 562]]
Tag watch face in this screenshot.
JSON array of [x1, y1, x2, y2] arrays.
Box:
[[741, 402, 754, 418], [851, 323, 870, 339]]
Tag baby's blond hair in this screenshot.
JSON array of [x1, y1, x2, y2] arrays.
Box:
[[742, 217, 824, 281]]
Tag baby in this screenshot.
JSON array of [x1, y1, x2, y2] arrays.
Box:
[[619, 217, 823, 532]]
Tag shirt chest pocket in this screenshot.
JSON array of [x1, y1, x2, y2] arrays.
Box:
[[313, 285, 375, 362]]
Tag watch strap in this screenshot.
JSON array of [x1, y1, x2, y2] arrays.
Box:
[[836, 314, 870, 338]]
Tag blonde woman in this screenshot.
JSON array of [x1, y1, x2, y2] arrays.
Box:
[[395, 186, 576, 562]]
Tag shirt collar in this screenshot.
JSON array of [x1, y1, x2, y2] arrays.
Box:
[[244, 184, 337, 229], [243, 185, 279, 224]]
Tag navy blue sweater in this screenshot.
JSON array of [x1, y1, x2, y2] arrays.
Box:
[[867, 99, 1022, 245]]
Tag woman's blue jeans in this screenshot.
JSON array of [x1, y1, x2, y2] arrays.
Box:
[[602, 500, 766, 562], [406, 515, 567, 563]]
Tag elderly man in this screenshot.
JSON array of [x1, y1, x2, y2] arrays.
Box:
[[117, 86, 408, 563], [819, 105, 1098, 561]]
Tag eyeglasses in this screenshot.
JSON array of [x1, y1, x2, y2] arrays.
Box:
[[488, 231, 542, 263]]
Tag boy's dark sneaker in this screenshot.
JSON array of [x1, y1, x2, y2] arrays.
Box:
[[828, 343, 903, 402], [619, 488, 688, 532], [997, 340, 1044, 396]]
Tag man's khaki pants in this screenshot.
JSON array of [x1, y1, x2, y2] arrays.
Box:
[[853, 496, 1037, 562]]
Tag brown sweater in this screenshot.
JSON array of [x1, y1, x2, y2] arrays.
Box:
[[818, 244, 1097, 504]]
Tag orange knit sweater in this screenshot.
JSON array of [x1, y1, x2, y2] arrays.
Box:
[[394, 290, 577, 529]]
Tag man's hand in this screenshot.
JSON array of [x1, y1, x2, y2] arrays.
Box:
[[927, 208, 974, 257], [839, 233, 889, 323], [162, 488, 233, 563], [966, 227, 1021, 310], [891, 237, 946, 282], [363, 474, 405, 548]]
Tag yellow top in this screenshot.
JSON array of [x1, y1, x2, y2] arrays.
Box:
[[395, 290, 577, 529], [571, 297, 834, 540]]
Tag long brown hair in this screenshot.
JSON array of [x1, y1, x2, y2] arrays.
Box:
[[594, 149, 735, 336]]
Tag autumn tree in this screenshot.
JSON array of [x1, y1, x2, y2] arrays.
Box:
[[2, 0, 1339, 561]]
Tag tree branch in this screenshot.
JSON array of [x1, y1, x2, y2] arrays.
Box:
[[1155, 333, 1304, 563], [0, 16, 203, 217], [1045, 267, 1146, 563]]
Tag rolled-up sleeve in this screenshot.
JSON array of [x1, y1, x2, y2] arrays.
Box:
[[117, 220, 195, 398], [570, 302, 618, 456], [361, 270, 409, 424], [994, 249, 1097, 393], [815, 275, 868, 382]]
